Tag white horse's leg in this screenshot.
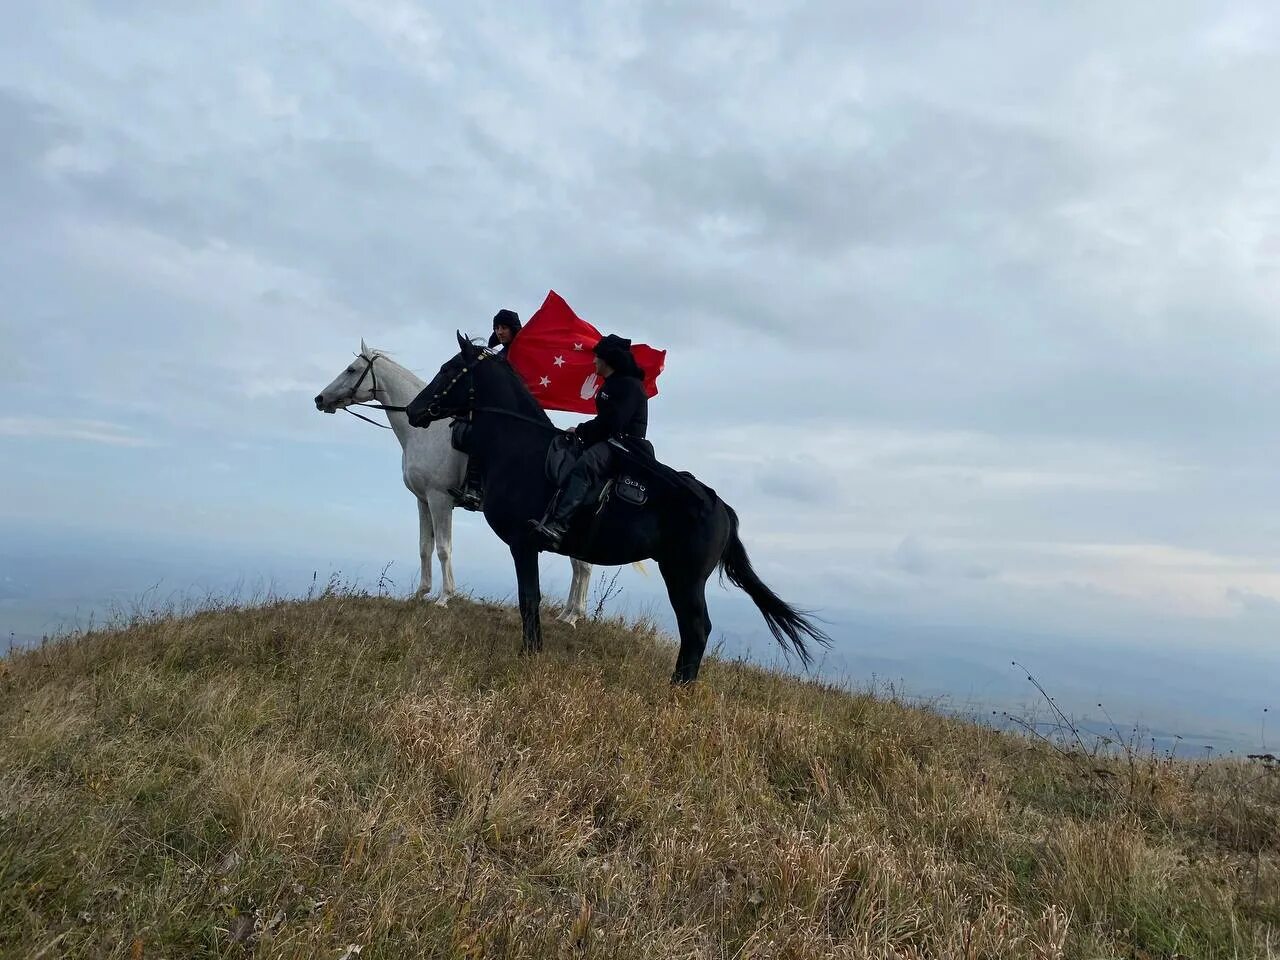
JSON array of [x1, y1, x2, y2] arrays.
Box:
[[425, 489, 455, 606], [558, 559, 592, 626], [572, 560, 592, 620], [415, 497, 435, 599]]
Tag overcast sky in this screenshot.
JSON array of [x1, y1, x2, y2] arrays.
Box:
[[3, 2, 1280, 664]]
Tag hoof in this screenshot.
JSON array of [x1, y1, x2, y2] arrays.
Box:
[[434, 594, 451, 607], [556, 611, 580, 628]]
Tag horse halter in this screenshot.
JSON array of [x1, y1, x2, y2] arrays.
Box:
[[419, 351, 489, 423], [340, 353, 408, 429]]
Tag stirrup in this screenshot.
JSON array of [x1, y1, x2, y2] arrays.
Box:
[[529, 518, 566, 547], [449, 486, 483, 512]]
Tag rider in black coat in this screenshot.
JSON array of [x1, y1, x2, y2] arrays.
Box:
[[530, 334, 648, 548], [451, 309, 521, 511]]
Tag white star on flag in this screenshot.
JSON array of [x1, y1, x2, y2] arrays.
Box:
[[572, 342, 583, 351], [539, 376, 551, 387], [553, 355, 565, 367]]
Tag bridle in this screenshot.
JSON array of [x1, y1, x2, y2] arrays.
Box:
[[418, 350, 564, 433], [337, 353, 408, 429], [416, 351, 488, 423]]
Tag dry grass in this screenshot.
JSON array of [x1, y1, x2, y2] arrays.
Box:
[[1, 592, 1276, 958]]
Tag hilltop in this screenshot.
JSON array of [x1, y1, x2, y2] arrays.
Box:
[[1, 594, 1276, 958]]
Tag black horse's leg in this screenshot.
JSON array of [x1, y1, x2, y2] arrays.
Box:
[[660, 562, 712, 684], [511, 542, 543, 654]]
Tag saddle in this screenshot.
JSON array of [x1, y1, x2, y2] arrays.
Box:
[[544, 434, 716, 516]]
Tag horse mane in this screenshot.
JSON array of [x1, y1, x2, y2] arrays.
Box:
[[488, 354, 554, 425], [358, 346, 426, 389]]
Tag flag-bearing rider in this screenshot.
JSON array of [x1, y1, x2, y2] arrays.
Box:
[[449, 309, 522, 511]]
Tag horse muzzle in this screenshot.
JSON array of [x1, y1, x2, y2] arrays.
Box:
[[406, 400, 440, 428]]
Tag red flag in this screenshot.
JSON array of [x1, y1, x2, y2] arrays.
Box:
[[506, 290, 666, 414]]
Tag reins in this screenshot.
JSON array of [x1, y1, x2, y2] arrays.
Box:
[[343, 405, 401, 429], [473, 406, 564, 434]]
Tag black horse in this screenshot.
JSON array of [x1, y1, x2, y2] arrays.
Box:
[[406, 333, 831, 683]]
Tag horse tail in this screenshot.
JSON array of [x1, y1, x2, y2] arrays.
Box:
[[717, 503, 831, 667]]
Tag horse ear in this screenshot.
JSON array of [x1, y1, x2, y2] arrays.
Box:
[[456, 330, 473, 356], [360, 338, 369, 357]]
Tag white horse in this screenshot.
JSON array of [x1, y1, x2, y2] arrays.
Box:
[[314, 341, 592, 621]]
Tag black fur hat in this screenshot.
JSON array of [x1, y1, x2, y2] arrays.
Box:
[[593, 334, 643, 378], [492, 309, 521, 333]]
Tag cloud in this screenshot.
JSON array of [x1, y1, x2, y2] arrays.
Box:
[[2, 1, 1280, 654], [234, 65, 299, 120], [890, 535, 935, 577], [752, 455, 843, 505], [337, 0, 449, 80], [1228, 589, 1280, 619], [0, 417, 154, 447]]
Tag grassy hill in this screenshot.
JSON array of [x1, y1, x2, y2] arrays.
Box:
[[1, 593, 1276, 958]]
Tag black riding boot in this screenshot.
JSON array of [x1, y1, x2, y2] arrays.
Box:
[[529, 468, 595, 549], [449, 457, 484, 512]]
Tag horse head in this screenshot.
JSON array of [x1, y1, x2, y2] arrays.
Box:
[[314, 339, 382, 413], [406, 332, 487, 427]]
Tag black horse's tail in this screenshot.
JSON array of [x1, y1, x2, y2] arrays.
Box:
[[718, 503, 831, 666]]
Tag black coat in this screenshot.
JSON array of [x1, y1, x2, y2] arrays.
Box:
[[576, 374, 648, 444]]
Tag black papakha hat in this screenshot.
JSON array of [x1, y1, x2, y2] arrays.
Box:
[[492, 309, 521, 332], [593, 334, 644, 377]]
